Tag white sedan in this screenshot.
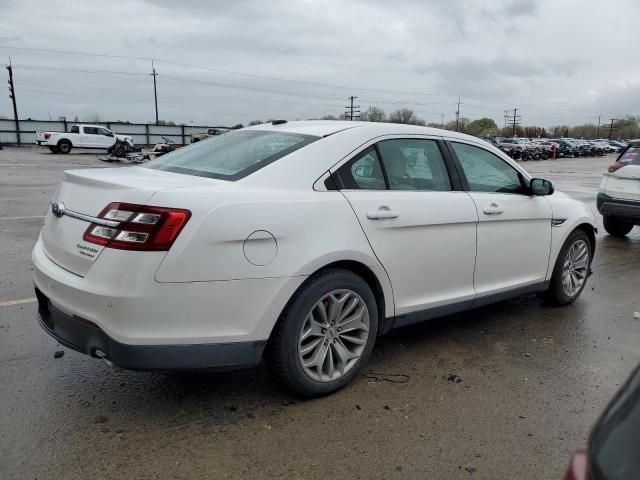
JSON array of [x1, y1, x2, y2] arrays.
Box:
[[33, 121, 597, 396]]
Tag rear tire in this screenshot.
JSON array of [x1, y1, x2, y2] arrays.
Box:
[[57, 140, 72, 154], [267, 269, 378, 397], [603, 216, 633, 237], [546, 230, 592, 305]]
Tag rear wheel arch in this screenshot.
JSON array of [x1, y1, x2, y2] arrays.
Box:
[[267, 260, 388, 348]]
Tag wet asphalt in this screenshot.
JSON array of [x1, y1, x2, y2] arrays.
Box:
[[1, 147, 638, 480]]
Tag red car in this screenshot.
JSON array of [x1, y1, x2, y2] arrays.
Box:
[[564, 363, 640, 479]]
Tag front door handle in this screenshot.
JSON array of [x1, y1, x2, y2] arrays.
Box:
[[483, 202, 504, 215], [367, 206, 399, 220]]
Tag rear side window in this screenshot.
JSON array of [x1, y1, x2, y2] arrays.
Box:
[[146, 130, 318, 180], [83, 127, 99, 134], [338, 147, 386, 190]]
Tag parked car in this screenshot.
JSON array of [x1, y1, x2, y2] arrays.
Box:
[[551, 139, 579, 157], [597, 140, 640, 237], [33, 121, 597, 397], [36, 124, 133, 154], [564, 362, 640, 479], [190, 127, 230, 143]]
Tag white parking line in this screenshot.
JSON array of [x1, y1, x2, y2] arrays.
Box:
[[0, 298, 37, 308], [0, 216, 45, 221]]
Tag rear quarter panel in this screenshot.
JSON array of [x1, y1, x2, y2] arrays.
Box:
[[151, 186, 393, 315]]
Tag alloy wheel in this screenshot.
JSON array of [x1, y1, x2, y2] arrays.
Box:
[[298, 289, 370, 382], [561, 239, 589, 297]]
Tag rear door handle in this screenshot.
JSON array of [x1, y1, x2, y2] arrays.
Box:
[[367, 206, 399, 220], [483, 202, 504, 215]]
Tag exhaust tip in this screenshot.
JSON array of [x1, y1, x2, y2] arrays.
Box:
[[93, 349, 119, 371]]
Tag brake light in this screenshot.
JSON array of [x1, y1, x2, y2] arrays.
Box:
[[608, 162, 623, 173], [83, 203, 191, 251], [44, 132, 51, 140]]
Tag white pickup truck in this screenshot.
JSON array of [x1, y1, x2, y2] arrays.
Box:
[[36, 124, 133, 154]]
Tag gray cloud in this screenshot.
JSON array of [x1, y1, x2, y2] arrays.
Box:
[[0, 0, 639, 127]]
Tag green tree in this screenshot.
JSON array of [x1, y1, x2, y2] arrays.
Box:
[[231, 123, 244, 129], [248, 120, 264, 126], [466, 117, 498, 136]]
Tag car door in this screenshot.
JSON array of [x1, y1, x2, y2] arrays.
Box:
[[334, 137, 478, 322], [447, 141, 552, 301], [96, 127, 116, 148], [80, 126, 99, 148]]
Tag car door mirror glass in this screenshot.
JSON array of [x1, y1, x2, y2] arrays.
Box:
[[530, 178, 554, 196]]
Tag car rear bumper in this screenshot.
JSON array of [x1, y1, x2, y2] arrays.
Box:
[[35, 287, 266, 371], [597, 193, 640, 224]]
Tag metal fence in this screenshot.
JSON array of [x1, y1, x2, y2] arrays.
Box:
[[0, 118, 222, 146]]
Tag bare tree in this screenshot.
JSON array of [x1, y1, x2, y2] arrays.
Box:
[[388, 109, 426, 126], [360, 106, 386, 122]]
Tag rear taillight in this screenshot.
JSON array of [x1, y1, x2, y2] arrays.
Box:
[[44, 133, 51, 140], [83, 203, 191, 251], [608, 162, 623, 173]]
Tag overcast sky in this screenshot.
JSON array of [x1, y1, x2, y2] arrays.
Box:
[[0, 0, 638, 127]]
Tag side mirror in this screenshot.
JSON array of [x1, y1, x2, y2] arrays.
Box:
[[108, 132, 114, 137], [530, 178, 554, 196]]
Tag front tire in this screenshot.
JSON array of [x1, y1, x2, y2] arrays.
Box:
[[267, 269, 378, 397], [48, 146, 59, 153], [603, 216, 633, 237], [546, 230, 592, 305]]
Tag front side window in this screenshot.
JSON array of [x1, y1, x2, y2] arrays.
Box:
[[451, 142, 525, 194], [97, 128, 112, 136], [377, 139, 452, 191], [147, 130, 318, 180]]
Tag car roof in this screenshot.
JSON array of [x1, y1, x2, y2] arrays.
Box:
[[243, 120, 481, 142]]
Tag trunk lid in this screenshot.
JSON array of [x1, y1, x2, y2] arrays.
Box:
[[41, 166, 216, 276]]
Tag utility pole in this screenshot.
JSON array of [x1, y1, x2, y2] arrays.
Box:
[[607, 118, 616, 140], [150, 60, 159, 125], [596, 112, 601, 138], [345, 96, 360, 121], [504, 108, 521, 136], [441, 113, 445, 128], [6, 58, 20, 145], [455, 96, 462, 131]]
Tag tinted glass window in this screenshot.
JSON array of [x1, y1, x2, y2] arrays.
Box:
[[451, 142, 525, 194], [83, 127, 99, 135], [377, 139, 451, 191], [336, 147, 386, 190], [146, 130, 318, 180], [97, 128, 111, 136], [70, 125, 79, 134]]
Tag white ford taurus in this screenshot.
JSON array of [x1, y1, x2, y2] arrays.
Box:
[[33, 121, 597, 396]]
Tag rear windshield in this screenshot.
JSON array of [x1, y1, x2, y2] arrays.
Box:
[[617, 147, 640, 165], [146, 130, 319, 180]]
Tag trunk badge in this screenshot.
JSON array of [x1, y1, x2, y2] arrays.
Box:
[[51, 201, 66, 218]]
